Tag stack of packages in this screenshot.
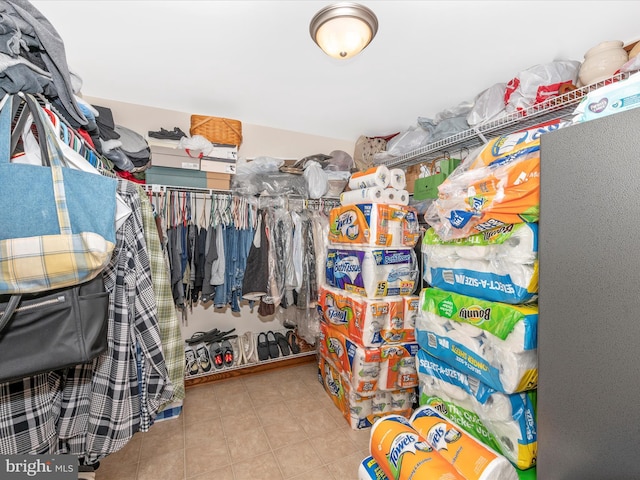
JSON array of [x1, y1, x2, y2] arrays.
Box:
[[316, 174, 422, 429], [408, 122, 562, 478], [340, 165, 410, 206]]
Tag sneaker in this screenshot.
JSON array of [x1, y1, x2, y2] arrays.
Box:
[[184, 346, 200, 376], [195, 343, 212, 373]]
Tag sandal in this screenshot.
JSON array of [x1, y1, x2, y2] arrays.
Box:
[[185, 328, 220, 345], [286, 330, 301, 354]]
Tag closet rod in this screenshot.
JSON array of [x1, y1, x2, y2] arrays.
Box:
[[142, 183, 232, 196]]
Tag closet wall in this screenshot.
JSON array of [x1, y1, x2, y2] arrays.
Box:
[[88, 96, 353, 345]]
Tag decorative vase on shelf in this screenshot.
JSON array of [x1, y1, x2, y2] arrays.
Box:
[[578, 40, 628, 86]]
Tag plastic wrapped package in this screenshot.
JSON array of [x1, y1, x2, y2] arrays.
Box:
[[416, 287, 538, 394], [231, 172, 309, 197], [235, 155, 284, 175], [467, 83, 508, 126], [422, 223, 538, 304], [424, 121, 568, 241], [303, 160, 329, 199], [417, 349, 537, 470]]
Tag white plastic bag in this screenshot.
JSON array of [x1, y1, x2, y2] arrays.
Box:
[[467, 83, 508, 126], [303, 160, 328, 199], [504, 60, 581, 113]]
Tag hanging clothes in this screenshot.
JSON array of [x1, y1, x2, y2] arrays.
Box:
[[0, 180, 174, 463]]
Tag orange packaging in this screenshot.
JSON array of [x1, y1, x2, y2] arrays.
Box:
[[410, 405, 518, 480], [370, 414, 464, 480], [380, 296, 416, 344]]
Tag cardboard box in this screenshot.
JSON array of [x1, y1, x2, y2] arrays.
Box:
[[208, 143, 238, 160], [149, 144, 201, 170], [200, 156, 237, 174], [206, 172, 232, 190], [144, 166, 207, 188]]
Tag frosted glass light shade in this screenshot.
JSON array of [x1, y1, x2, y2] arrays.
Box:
[[310, 3, 378, 59]]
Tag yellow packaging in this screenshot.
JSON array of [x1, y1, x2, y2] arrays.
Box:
[[410, 405, 518, 480], [370, 415, 464, 480]]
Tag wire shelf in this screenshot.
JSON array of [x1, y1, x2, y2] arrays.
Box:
[[383, 71, 637, 169]]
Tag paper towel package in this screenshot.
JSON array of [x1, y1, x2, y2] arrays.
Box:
[[319, 322, 381, 395], [417, 349, 537, 470], [326, 247, 418, 297], [369, 414, 465, 480], [380, 295, 418, 344], [329, 203, 420, 247], [318, 354, 414, 430], [422, 223, 539, 304], [417, 287, 538, 393], [410, 405, 518, 480], [317, 287, 415, 347], [358, 456, 389, 480], [379, 342, 420, 391], [317, 285, 386, 348]]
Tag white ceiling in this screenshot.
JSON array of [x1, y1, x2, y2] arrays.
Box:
[[30, 1, 640, 142]]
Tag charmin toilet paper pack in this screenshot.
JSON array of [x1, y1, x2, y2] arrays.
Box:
[[417, 288, 538, 393], [329, 203, 420, 247], [416, 350, 537, 470], [326, 247, 418, 298], [422, 223, 538, 304]]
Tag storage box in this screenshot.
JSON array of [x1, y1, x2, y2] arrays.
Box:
[[144, 166, 207, 188], [206, 172, 232, 190], [200, 156, 237, 174], [208, 143, 238, 160], [149, 144, 201, 170]]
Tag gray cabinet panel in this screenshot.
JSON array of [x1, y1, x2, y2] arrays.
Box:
[[539, 107, 640, 479]]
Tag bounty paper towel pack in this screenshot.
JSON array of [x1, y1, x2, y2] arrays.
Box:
[[378, 342, 420, 391], [317, 285, 386, 348], [417, 349, 537, 470], [424, 121, 568, 241], [410, 405, 518, 480], [422, 223, 538, 304], [326, 247, 418, 298], [319, 321, 381, 395], [319, 354, 414, 430], [417, 287, 538, 393], [329, 203, 420, 247]]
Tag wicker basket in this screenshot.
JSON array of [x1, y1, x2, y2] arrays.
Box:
[[190, 115, 242, 146]]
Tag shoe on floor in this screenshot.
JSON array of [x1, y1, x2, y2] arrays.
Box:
[[184, 346, 200, 376], [195, 343, 212, 373], [242, 331, 258, 364]]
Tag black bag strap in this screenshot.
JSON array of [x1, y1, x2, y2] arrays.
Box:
[[0, 295, 21, 334]]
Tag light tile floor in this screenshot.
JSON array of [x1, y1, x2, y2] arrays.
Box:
[[94, 360, 370, 479]]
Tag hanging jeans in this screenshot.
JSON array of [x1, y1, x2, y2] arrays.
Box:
[[213, 226, 254, 312]]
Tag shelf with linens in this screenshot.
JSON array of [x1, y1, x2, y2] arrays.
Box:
[[382, 70, 636, 171]]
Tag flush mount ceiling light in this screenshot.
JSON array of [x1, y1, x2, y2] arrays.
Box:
[[309, 2, 378, 59]]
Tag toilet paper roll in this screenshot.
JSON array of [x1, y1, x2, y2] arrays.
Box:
[[349, 165, 390, 190], [449, 319, 485, 338], [327, 247, 417, 298], [340, 187, 385, 206], [390, 168, 407, 190], [482, 393, 514, 422], [410, 405, 518, 480]]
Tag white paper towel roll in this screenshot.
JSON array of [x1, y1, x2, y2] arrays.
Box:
[[455, 244, 496, 260], [489, 420, 523, 462], [482, 393, 514, 422], [348, 165, 390, 190], [496, 261, 535, 289], [495, 223, 537, 264], [449, 319, 485, 338], [395, 189, 410, 205], [340, 186, 385, 206], [447, 328, 484, 356], [389, 168, 407, 190], [454, 258, 492, 273]]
